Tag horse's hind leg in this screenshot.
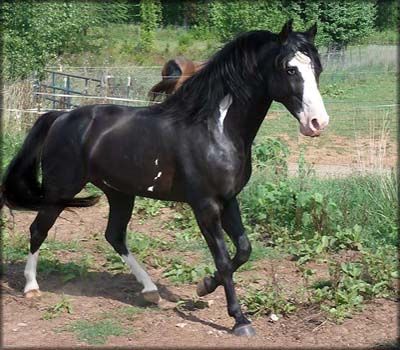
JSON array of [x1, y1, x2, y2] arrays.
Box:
[[24, 158, 87, 297], [24, 206, 63, 298], [104, 190, 159, 304]]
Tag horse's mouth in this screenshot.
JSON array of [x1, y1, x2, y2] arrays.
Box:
[[299, 124, 322, 137]]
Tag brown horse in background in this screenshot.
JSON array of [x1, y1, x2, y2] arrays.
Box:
[[148, 56, 205, 101]]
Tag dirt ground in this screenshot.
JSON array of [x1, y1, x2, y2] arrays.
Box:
[[3, 200, 398, 349]]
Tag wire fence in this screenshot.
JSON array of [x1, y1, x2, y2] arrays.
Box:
[[3, 45, 397, 175]]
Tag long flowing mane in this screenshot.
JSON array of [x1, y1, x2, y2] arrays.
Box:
[[151, 31, 275, 123], [151, 29, 321, 124]]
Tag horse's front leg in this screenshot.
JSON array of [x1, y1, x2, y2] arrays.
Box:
[[192, 199, 255, 337], [196, 197, 251, 298]]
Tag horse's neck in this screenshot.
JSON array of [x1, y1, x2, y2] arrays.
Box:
[[224, 95, 272, 149]]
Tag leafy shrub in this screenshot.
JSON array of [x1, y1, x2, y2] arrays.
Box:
[[242, 284, 296, 317], [310, 247, 398, 322], [253, 138, 290, 177]]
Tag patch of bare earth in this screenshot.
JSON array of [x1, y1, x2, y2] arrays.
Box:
[[3, 200, 398, 348]]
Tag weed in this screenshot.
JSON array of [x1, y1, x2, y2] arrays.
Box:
[[253, 137, 289, 177], [134, 198, 166, 218], [3, 231, 28, 263], [66, 319, 129, 345], [163, 259, 214, 284], [38, 256, 92, 283], [242, 284, 296, 317], [321, 83, 345, 97], [309, 246, 398, 322], [43, 295, 73, 320]]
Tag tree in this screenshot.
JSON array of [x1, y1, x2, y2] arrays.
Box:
[[375, 0, 398, 30], [2, 1, 101, 80], [318, 1, 377, 49], [139, 0, 162, 51]]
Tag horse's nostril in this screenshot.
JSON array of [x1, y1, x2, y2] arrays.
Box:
[[311, 118, 320, 130]]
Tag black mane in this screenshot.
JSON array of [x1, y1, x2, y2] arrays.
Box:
[[152, 31, 275, 123], [151, 29, 321, 124]]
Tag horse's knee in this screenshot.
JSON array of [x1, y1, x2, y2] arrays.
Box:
[[237, 236, 251, 264], [216, 255, 232, 275]]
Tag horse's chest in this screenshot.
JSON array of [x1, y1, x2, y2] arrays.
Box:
[[206, 140, 246, 194]]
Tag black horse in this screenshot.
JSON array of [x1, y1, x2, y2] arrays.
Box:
[[1, 20, 329, 336]]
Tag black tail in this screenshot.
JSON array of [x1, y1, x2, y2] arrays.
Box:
[[1, 111, 100, 211]]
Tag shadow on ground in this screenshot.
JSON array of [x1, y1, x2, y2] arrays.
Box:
[[4, 261, 231, 333]]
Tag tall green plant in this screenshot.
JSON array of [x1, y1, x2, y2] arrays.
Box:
[[139, 0, 162, 51]]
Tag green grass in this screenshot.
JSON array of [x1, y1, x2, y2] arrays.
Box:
[[66, 319, 129, 345], [258, 69, 397, 142], [289, 171, 398, 247]]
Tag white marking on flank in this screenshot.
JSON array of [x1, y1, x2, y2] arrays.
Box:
[[122, 253, 158, 293], [154, 171, 162, 180], [147, 186, 154, 192], [288, 51, 329, 130], [24, 251, 39, 293], [218, 94, 232, 131]]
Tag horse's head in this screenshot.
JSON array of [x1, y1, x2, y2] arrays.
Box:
[[263, 20, 329, 137]]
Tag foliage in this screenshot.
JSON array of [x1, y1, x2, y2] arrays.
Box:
[[2, 2, 98, 80], [163, 259, 213, 284], [1, 131, 24, 175], [310, 246, 398, 322], [139, 0, 162, 51], [207, 0, 377, 48], [317, 1, 377, 49], [3, 230, 29, 263], [134, 198, 166, 218], [242, 284, 296, 317], [42, 295, 73, 320], [253, 138, 290, 177], [241, 154, 398, 250], [375, 0, 398, 30], [38, 255, 93, 283], [208, 0, 299, 41], [66, 319, 129, 345]]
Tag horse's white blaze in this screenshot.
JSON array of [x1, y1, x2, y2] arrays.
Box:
[[122, 253, 158, 293], [154, 159, 159, 166], [288, 51, 329, 133], [218, 94, 232, 131], [24, 251, 39, 293], [147, 186, 154, 192], [154, 171, 162, 180]]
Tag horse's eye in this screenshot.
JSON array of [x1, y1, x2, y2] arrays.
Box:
[[286, 68, 296, 76]]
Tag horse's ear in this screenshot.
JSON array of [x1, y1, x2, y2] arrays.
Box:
[[279, 19, 293, 44], [305, 23, 317, 43]]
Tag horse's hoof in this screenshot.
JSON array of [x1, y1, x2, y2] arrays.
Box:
[[142, 290, 160, 304], [24, 289, 41, 299], [232, 324, 256, 337], [196, 279, 208, 297]]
